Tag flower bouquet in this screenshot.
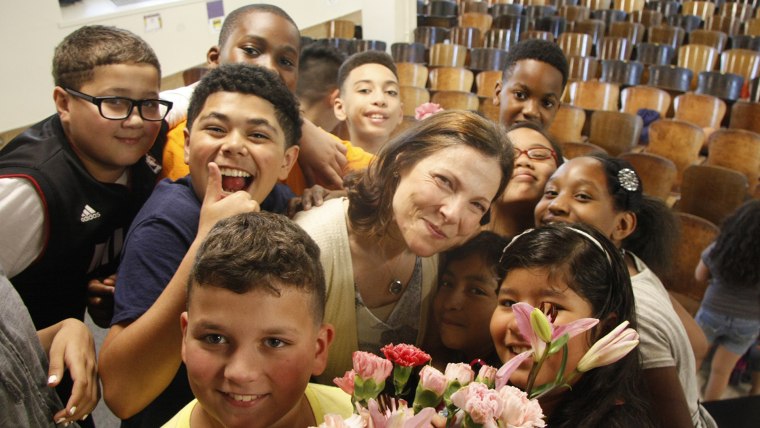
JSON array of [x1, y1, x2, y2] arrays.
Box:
[[313, 302, 639, 428]]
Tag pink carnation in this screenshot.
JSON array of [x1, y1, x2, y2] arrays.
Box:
[[418, 365, 447, 396], [451, 382, 504, 427], [414, 102, 444, 120], [381, 343, 431, 367], [444, 362, 475, 385], [333, 370, 355, 395], [498, 385, 546, 428], [352, 351, 392, 384]]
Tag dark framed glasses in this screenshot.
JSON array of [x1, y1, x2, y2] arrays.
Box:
[[64, 87, 173, 121]]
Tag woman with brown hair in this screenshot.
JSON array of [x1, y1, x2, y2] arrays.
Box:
[[295, 110, 513, 382]]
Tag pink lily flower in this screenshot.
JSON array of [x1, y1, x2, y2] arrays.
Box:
[[494, 351, 532, 389], [512, 302, 598, 358], [576, 321, 640, 372]]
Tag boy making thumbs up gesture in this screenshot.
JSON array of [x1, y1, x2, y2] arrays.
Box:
[[99, 64, 300, 426]]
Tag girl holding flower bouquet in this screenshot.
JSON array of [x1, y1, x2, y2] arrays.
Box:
[[534, 154, 716, 428], [491, 223, 655, 428]]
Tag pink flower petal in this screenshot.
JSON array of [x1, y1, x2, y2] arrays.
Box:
[[495, 350, 532, 389]]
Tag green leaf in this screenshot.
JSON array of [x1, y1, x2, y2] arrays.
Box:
[[548, 333, 569, 355]]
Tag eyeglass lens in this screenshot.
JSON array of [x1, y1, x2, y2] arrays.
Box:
[[100, 98, 169, 121], [514, 147, 553, 160]]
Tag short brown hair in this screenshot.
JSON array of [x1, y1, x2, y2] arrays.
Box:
[[53, 25, 161, 90], [337, 50, 398, 92], [346, 110, 514, 236], [188, 212, 326, 323]]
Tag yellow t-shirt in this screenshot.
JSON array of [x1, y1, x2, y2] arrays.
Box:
[[161, 383, 353, 427], [161, 120, 373, 194]]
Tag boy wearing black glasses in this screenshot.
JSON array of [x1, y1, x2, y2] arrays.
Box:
[[0, 25, 169, 425], [0, 25, 169, 330]]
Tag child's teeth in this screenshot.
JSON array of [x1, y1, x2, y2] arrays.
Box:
[[231, 393, 261, 402], [219, 168, 251, 177]]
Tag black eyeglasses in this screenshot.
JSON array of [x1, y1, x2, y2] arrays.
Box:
[[513, 147, 558, 163], [64, 87, 173, 121]]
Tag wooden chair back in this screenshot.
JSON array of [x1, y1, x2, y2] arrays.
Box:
[[581, 0, 612, 10], [475, 70, 502, 98], [559, 141, 609, 158], [662, 212, 719, 310], [399, 86, 430, 117], [619, 152, 677, 200], [547, 104, 587, 143], [479, 97, 501, 122], [558, 32, 594, 57], [429, 67, 475, 92], [680, 1, 716, 21], [688, 29, 729, 53], [629, 10, 663, 28], [459, 12, 494, 36], [431, 90, 480, 111], [706, 128, 760, 194], [598, 36, 634, 61], [620, 85, 671, 117], [648, 25, 685, 51], [747, 18, 760, 37], [567, 80, 620, 111], [719, 2, 753, 22], [673, 92, 726, 130], [677, 44, 720, 90], [589, 110, 643, 156], [429, 43, 468, 68], [325, 20, 355, 38], [678, 164, 749, 225], [574, 19, 606, 46], [450, 26, 482, 49], [729, 101, 760, 134], [609, 21, 646, 44], [396, 62, 429, 88], [613, 0, 645, 13], [647, 118, 705, 188], [720, 48, 760, 82]]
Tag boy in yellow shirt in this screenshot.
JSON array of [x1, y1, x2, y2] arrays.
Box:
[[163, 212, 352, 428]]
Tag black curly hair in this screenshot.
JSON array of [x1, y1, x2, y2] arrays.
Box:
[[187, 64, 302, 148], [502, 39, 569, 89]]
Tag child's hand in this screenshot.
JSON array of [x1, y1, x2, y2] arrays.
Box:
[[198, 162, 260, 236], [286, 185, 346, 217], [86, 274, 116, 328], [47, 319, 98, 425], [299, 120, 347, 190]]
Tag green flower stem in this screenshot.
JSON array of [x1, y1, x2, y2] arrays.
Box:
[[525, 346, 550, 395], [393, 365, 413, 396]]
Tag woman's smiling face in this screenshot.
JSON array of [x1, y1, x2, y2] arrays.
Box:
[[392, 145, 502, 257]]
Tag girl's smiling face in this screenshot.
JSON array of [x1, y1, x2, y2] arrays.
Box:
[[490, 267, 594, 389], [534, 157, 634, 245]]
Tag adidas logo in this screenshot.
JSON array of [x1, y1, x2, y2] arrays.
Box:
[[80, 204, 101, 223]]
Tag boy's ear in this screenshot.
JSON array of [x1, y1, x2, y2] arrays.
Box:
[[333, 96, 347, 122], [326, 88, 340, 108], [180, 312, 190, 364], [311, 323, 335, 376], [492, 80, 502, 106], [611, 211, 637, 243], [206, 45, 221, 67], [277, 145, 300, 181], [183, 127, 191, 165], [53, 87, 72, 120]]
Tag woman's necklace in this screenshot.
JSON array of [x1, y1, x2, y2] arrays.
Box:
[[388, 278, 404, 295], [382, 250, 417, 296]]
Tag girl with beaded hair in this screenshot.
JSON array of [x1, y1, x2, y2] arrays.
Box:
[[533, 154, 716, 428]]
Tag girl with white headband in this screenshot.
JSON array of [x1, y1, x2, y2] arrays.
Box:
[[534, 154, 716, 428]]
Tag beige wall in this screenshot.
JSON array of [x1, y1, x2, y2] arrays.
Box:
[[0, 0, 415, 133]]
